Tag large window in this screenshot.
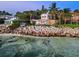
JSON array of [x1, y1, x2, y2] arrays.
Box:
[[42, 16, 46, 18]]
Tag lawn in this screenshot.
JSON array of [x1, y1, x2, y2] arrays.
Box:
[[59, 24, 79, 28]]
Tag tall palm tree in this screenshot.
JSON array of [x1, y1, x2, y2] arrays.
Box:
[[49, 2, 59, 20], [58, 10, 64, 25], [42, 5, 45, 11], [62, 8, 72, 24]]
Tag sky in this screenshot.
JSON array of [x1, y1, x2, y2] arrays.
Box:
[[0, 1, 79, 15]]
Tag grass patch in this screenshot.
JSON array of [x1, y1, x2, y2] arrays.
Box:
[[59, 24, 79, 28]]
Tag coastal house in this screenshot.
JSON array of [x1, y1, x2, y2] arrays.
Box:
[[31, 12, 57, 25], [0, 15, 13, 24], [4, 16, 28, 26], [61, 12, 79, 24], [0, 15, 13, 20], [4, 17, 17, 25], [72, 13, 79, 23]]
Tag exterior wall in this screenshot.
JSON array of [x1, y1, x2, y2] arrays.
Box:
[[36, 19, 48, 25], [72, 15, 79, 22], [31, 19, 57, 25], [71, 13, 79, 22], [4, 20, 12, 25], [4, 17, 17, 25], [41, 14, 48, 20], [48, 20, 57, 25]]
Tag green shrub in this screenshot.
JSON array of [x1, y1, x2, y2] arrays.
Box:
[[8, 20, 20, 30]]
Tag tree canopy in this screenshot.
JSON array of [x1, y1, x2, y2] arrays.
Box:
[[0, 10, 12, 16]]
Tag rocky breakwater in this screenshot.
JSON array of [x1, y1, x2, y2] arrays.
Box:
[[0, 25, 79, 37], [13, 26, 79, 37], [0, 25, 11, 33]]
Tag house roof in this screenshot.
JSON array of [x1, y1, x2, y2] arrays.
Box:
[[5, 17, 16, 21]]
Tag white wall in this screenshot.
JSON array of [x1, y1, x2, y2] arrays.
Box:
[[41, 14, 48, 20]]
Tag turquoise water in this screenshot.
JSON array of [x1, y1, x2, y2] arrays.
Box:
[[0, 36, 79, 57]]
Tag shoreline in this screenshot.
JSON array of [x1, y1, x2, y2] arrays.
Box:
[[0, 33, 35, 37], [0, 25, 79, 38], [0, 33, 78, 38]]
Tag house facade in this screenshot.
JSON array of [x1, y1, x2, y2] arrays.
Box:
[[31, 12, 57, 25], [0, 15, 14, 24], [60, 12, 79, 24], [4, 17, 17, 25], [72, 13, 79, 23]]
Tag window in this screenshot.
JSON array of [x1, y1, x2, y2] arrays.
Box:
[[42, 16, 46, 18]]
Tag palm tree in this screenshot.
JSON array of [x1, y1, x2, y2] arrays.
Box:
[[42, 5, 45, 11], [62, 8, 72, 24], [0, 10, 12, 16], [49, 2, 59, 20], [58, 10, 64, 25], [74, 9, 79, 13]]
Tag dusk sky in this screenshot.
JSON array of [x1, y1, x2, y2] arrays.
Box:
[[0, 1, 79, 15]]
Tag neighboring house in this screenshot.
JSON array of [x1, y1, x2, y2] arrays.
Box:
[[31, 12, 57, 25], [4, 17, 16, 25], [0, 15, 14, 24], [72, 13, 79, 23], [0, 15, 12, 20], [5, 17, 28, 27], [59, 12, 79, 24]]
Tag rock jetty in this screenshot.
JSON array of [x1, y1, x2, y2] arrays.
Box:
[[0, 25, 79, 37]]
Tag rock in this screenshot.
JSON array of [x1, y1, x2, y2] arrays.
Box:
[[0, 25, 79, 37]]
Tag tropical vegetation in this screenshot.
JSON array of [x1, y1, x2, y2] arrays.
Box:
[[0, 2, 79, 27]]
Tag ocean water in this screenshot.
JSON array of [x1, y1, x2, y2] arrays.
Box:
[[0, 36, 79, 57]]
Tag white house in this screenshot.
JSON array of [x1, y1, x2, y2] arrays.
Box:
[[4, 17, 17, 25], [41, 13, 49, 20], [35, 12, 51, 25], [31, 11, 57, 25]]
